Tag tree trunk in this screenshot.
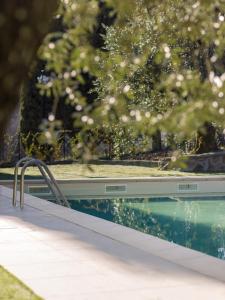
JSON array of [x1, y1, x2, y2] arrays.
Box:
[[0, 0, 58, 139], [152, 130, 162, 152], [194, 122, 218, 154]]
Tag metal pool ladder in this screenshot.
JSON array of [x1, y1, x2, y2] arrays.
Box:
[[12, 157, 70, 209]]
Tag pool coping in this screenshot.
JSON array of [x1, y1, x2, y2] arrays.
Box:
[[1, 185, 225, 283], [1, 175, 225, 185]]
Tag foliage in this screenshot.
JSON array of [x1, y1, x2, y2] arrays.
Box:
[[0, 134, 17, 163], [20, 16, 85, 138], [37, 0, 225, 159], [1, 1, 225, 159], [21, 131, 79, 161], [97, 0, 225, 140], [20, 61, 50, 135], [93, 124, 150, 159]]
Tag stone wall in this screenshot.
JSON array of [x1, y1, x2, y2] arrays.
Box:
[[182, 152, 225, 172], [161, 151, 225, 172]]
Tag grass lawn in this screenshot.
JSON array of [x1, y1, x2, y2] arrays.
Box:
[[0, 266, 42, 300], [0, 163, 223, 180]]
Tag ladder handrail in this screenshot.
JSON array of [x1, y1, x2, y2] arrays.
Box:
[[19, 159, 63, 208], [13, 157, 33, 207], [36, 160, 69, 207], [13, 157, 70, 209], [36, 164, 62, 206]]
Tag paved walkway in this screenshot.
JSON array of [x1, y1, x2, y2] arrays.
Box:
[[1, 192, 225, 300]]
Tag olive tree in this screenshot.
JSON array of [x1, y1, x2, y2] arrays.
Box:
[[1, 0, 225, 157]]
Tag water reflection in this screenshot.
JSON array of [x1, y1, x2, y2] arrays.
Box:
[[46, 195, 225, 260]]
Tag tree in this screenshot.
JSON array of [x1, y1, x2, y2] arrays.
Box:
[[20, 1, 116, 153], [194, 122, 219, 154], [20, 61, 75, 136], [1, 1, 225, 159], [96, 1, 225, 153]]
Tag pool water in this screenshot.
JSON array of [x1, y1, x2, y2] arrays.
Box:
[[35, 194, 225, 260]]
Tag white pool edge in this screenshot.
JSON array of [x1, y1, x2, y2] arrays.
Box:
[[1, 185, 225, 283], [3, 176, 225, 198]]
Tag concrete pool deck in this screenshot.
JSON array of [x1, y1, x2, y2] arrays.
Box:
[[1, 186, 225, 299]]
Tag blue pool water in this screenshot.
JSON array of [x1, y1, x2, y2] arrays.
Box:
[[35, 194, 225, 260]]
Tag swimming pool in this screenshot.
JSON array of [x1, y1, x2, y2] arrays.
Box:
[[34, 193, 225, 260]]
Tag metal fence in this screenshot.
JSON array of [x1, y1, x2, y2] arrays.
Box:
[[1, 129, 214, 166], [0, 130, 78, 165]]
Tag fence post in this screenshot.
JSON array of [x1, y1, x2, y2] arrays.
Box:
[[18, 132, 21, 160], [63, 130, 66, 161]]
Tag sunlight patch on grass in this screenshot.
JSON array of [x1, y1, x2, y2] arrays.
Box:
[[0, 266, 42, 300]]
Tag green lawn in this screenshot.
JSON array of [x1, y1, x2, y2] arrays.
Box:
[[0, 266, 42, 300], [0, 163, 223, 180]]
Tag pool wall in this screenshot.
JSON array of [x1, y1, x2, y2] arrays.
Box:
[[2, 176, 225, 198]]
